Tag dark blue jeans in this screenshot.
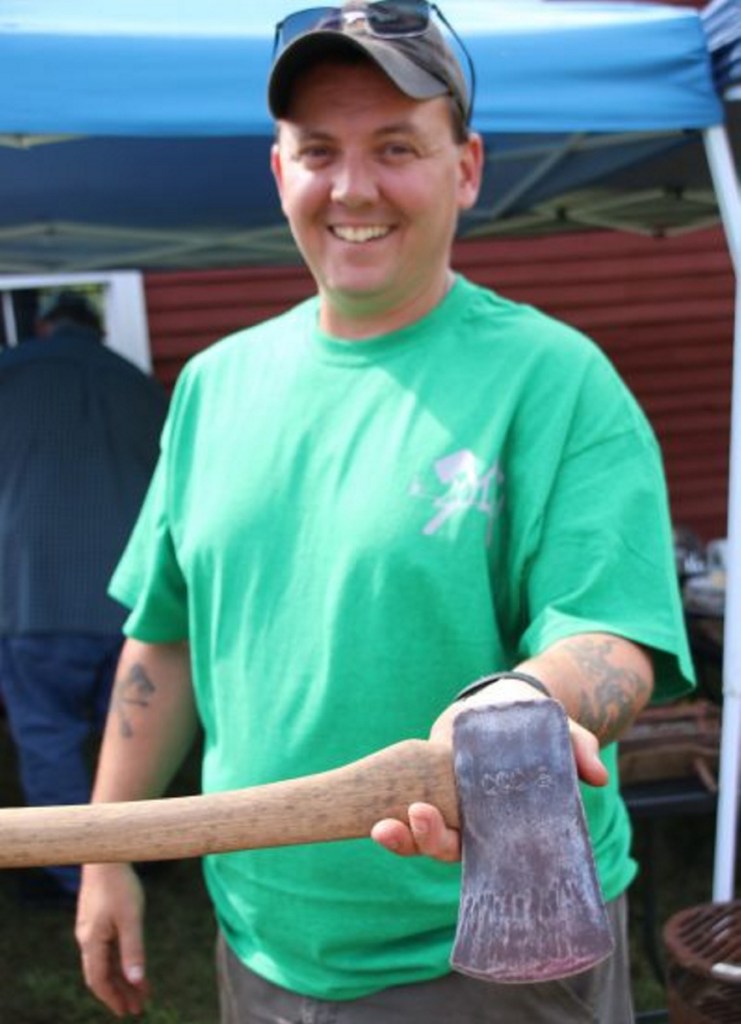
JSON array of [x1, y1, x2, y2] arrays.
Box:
[[0, 633, 122, 893]]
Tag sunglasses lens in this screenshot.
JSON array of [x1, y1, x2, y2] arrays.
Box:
[[277, 8, 340, 50], [367, 0, 429, 36]]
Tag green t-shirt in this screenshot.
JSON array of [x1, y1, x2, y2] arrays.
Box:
[[111, 275, 693, 1000]]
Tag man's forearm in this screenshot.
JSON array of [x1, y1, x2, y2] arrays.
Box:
[[515, 632, 653, 746], [92, 638, 199, 803]]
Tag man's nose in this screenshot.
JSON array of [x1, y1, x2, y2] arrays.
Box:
[[330, 155, 379, 206]]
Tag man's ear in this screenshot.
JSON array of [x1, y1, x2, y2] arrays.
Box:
[[457, 132, 484, 213], [270, 141, 284, 201]]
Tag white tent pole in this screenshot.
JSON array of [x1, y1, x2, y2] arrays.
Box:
[[713, 275, 741, 901], [703, 124, 741, 901], [705, 125, 741, 272]]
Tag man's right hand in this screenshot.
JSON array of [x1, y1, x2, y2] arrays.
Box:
[[75, 862, 149, 1018]]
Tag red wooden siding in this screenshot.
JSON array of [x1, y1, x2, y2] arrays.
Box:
[[144, 225, 734, 541]]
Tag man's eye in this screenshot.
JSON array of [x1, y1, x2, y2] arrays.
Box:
[[298, 146, 332, 164], [382, 142, 416, 159]]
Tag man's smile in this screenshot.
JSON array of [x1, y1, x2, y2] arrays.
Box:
[[330, 225, 393, 243]]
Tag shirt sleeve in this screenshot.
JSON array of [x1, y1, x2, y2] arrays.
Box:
[[517, 356, 695, 704]]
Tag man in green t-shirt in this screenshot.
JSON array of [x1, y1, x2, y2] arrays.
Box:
[[76, 4, 694, 1022]]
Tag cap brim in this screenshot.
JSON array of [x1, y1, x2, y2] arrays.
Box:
[[268, 31, 449, 119]]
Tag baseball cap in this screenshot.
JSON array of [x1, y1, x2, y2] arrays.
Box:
[[269, 1, 473, 124]]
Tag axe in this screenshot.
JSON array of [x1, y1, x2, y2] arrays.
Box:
[[0, 699, 613, 982]]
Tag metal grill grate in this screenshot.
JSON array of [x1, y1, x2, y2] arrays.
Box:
[[664, 902, 741, 1023]]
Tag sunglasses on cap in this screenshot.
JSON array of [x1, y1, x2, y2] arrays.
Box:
[[273, 1, 476, 122]]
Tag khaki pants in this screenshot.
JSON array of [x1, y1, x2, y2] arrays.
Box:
[[216, 895, 634, 1024]]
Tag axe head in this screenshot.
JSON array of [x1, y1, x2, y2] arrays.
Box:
[[450, 699, 614, 983]]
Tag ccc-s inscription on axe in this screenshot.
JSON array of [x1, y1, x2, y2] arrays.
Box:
[[0, 699, 612, 982]]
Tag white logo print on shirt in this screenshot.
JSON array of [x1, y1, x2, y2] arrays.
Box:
[[409, 449, 504, 544]]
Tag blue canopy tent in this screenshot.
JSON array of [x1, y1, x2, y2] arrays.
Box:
[[0, 0, 736, 268], [1, 0, 741, 902]]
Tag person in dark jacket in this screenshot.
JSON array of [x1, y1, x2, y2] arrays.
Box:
[[0, 289, 167, 904]]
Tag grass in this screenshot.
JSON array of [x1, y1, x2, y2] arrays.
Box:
[[0, 722, 218, 1023], [628, 808, 719, 1017], [0, 715, 725, 1022], [0, 867, 217, 1024]]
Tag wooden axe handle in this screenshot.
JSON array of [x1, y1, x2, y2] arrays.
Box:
[[0, 739, 458, 868]]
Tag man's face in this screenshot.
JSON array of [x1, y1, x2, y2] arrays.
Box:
[[271, 59, 483, 338]]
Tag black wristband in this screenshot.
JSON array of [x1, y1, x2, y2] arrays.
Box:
[[454, 671, 551, 703]]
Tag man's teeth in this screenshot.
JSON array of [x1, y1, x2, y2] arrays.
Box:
[[332, 226, 390, 243]]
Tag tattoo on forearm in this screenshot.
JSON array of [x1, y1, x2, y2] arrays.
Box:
[[114, 663, 155, 738], [563, 637, 651, 740]]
